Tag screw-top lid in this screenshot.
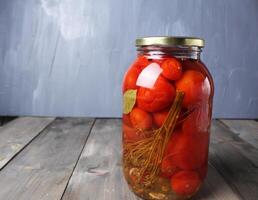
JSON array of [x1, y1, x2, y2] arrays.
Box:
[[136, 36, 205, 47]]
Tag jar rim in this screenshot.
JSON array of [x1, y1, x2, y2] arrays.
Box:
[[135, 36, 205, 47]]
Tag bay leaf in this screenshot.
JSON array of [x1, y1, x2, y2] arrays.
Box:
[[123, 89, 137, 114]]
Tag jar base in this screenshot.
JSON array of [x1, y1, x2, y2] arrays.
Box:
[[124, 166, 198, 200]]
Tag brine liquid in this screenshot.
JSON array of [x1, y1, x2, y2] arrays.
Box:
[[122, 55, 214, 200]]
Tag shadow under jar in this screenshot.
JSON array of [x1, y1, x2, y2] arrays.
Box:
[[122, 36, 214, 200]]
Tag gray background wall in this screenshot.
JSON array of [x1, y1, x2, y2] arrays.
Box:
[[0, 0, 257, 118]]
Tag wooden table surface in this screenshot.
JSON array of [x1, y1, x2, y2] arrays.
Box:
[[0, 117, 257, 200]]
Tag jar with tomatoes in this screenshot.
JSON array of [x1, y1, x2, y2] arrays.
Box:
[[122, 36, 214, 200]]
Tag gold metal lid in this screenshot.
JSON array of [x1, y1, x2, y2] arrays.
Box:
[[135, 36, 205, 47]]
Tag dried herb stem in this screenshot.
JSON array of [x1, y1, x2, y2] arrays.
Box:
[[124, 90, 184, 186]]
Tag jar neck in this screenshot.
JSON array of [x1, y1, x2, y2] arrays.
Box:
[[137, 45, 202, 60]]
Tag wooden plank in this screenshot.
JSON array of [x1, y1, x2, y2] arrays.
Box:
[[62, 119, 240, 200], [208, 120, 258, 200], [0, 118, 95, 200], [0, 117, 54, 169], [212, 120, 258, 167], [220, 120, 258, 149], [194, 164, 241, 200], [62, 119, 140, 200]]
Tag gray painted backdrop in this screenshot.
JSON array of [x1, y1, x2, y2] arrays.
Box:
[[0, 0, 257, 118]]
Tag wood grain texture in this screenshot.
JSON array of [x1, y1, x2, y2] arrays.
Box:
[[194, 164, 241, 200], [62, 119, 242, 200], [0, 118, 95, 200], [212, 120, 258, 167], [62, 119, 141, 200], [0, 117, 54, 169], [220, 120, 258, 149], [0, 118, 256, 200], [209, 120, 258, 200]]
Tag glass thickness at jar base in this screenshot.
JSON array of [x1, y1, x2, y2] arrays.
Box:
[[122, 39, 214, 200]]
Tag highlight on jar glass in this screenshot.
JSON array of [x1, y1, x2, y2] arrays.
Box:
[[122, 36, 214, 200]]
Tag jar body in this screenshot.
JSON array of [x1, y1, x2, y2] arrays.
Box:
[[122, 46, 214, 200]]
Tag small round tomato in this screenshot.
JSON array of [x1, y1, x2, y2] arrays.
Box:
[[171, 150, 206, 170], [137, 76, 176, 112], [161, 58, 182, 80], [123, 66, 141, 92], [171, 170, 201, 196], [182, 105, 210, 136], [123, 124, 138, 141], [161, 156, 177, 178], [123, 114, 132, 126], [175, 70, 205, 108], [133, 55, 150, 70], [130, 107, 153, 130], [123, 124, 147, 141], [164, 129, 182, 154], [166, 129, 209, 170], [152, 109, 169, 128]]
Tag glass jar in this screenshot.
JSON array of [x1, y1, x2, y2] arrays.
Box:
[[122, 36, 214, 200]]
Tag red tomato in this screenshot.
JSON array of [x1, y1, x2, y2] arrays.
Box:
[[152, 109, 169, 128], [133, 55, 150, 70], [161, 130, 181, 178], [123, 124, 147, 141], [137, 76, 176, 112], [122, 56, 155, 92], [123, 114, 132, 126], [166, 129, 209, 170], [123, 124, 137, 141], [152, 109, 185, 129], [171, 170, 201, 196], [164, 129, 182, 154], [182, 105, 210, 136], [130, 107, 153, 130], [123, 66, 141, 92], [161, 58, 182, 80], [175, 70, 205, 108], [160, 155, 177, 178]]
